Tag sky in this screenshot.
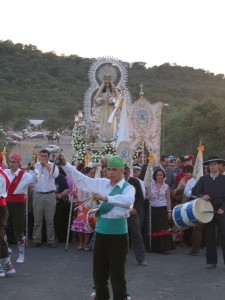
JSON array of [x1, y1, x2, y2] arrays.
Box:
[[1, 0, 225, 75]]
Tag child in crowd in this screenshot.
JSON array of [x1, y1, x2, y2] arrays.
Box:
[[71, 167, 95, 250]]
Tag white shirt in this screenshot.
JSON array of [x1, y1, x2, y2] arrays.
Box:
[[33, 161, 59, 192], [5, 168, 36, 194], [184, 178, 197, 198], [0, 169, 7, 197], [63, 163, 135, 219]]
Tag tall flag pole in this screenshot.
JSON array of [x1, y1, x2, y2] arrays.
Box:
[[144, 150, 155, 251], [1, 146, 7, 168], [84, 151, 91, 167], [193, 139, 204, 181]]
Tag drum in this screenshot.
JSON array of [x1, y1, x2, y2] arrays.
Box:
[[86, 208, 98, 230], [172, 198, 214, 229]]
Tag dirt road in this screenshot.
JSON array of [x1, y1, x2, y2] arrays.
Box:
[[12, 135, 74, 167]]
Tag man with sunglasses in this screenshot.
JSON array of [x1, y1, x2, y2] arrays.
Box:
[[59, 154, 135, 300], [5, 152, 36, 264], [32, 149, 59, 248]]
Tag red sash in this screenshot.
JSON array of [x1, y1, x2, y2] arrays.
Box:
[[6, 169, 26, 203], [0, 168, 8, 206], [0, 197, 6, 206], [0, 168, 10, 190]]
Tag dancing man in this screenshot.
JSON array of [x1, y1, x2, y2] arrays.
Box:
[[59, 154, 135, 300]]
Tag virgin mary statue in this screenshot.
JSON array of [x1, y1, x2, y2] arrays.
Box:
[[93, 76, 120, 141]]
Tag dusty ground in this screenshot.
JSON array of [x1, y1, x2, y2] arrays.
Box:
[[12, 135, 74, 167]]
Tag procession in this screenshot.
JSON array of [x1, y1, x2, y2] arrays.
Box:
[[1, 56, 225, 300]]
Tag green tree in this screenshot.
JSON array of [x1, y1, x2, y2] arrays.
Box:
[[1, 39, 225, 141], [164, 99, 225, 157], [13, 118, 28, 130], [43, 117, 63, 131], [0, 107, 15, 125]]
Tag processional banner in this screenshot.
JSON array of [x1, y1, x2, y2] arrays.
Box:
[[128, 96, 163, 164]]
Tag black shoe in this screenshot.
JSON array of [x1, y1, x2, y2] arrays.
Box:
[[30, 242, 41, 248], [137, 260, 148, 266], [48, 243, 57, 248], [206, 263, 216, 269], [189, 250, 199, 256]]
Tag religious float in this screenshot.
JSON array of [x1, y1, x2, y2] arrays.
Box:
[[72, 57, 164, 166]]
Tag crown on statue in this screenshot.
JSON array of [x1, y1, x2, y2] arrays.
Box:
[[103, 75, 112, 82]]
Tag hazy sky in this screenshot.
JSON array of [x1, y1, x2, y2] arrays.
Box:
[[1, 0, 225, 74]]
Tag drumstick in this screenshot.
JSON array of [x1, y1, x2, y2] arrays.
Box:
[[203, 210, 218, 213], [73, 194, 95, 211]]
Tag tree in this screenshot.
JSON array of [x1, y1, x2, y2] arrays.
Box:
[[0, 107, 15, 125], [131, 62, 147, 70], [43, 118, 63, 131], [164, 98, 225, 157], [1, 39, 225, 137], [13, 118, 28, 130]]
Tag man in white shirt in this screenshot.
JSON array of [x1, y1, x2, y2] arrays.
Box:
[[32, 149, 59, 248], [59, 154, 135, 300]]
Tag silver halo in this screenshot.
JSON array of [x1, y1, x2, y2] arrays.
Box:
[[84, 56, 132, 119]]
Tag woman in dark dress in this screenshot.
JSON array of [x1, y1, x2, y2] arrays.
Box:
[[54, 167, 70, 242], [150, 169, 175, 253]]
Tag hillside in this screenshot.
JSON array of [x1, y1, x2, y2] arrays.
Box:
[[0, 39, 225, 156]]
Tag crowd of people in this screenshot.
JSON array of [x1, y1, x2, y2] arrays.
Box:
[[1, 149, 225, 299]]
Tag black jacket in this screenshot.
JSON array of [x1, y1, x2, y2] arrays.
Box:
[[128, 177, 144, 212]]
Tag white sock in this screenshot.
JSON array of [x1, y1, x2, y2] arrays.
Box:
[[17, 239, 25, 254], [1, 257, 10, 265], [17, 238, 25, 263]]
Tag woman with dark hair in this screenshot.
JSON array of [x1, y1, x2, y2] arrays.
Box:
[[150, 169, 175, 253]]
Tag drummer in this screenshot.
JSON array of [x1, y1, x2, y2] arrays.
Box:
[[195, 156, 225, 269], [59, 154, 135, 300]]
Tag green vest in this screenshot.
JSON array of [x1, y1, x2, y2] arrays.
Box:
[[95, 182, 130, 235]]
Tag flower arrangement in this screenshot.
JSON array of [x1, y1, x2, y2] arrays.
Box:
[[91, 150, 103, 163], [102, 143, 116, 157], [71, 125, 86, 162], [133, 146, 142, 161]]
